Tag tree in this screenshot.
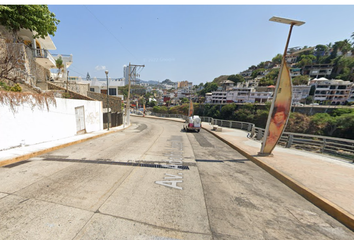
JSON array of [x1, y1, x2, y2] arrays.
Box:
[[148, 100, 157, 107], [180, 97, 189, 104], [314, 44, 329, 63], [308, 113, 331, 135], [285, 112, 310, 133], [199, 82, 218, 96], [258, 68, 279, 86], [257, 62, 265, 68], [220, 104, 236, 120], [0, 40, 25, 81], [272, 54, 282, 65], [292, 75, 310, 85], [86, 72, 91, 80], [0, 5, 60, 43], [338, 39, 352, 56], [227, 74, 245, 84], [332, 56, 354, 77], [330, 108, 354, 117], [336, 113, 354, 139], [233, 108, 254, 123], [55, 56, 64, 79], [296, 54, 316, 68], [305, 96, 313, 105], [251, 68, 265, 79], [309, 85, 316, 96]]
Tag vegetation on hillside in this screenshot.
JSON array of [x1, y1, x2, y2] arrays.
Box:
[[151, 103, 354, 140]]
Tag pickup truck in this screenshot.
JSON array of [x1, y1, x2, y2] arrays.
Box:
[[183, 115, 201, 132]]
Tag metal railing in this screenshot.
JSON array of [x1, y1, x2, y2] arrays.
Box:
[[147, 113, 354, 161], [33, 48, 56, 65]]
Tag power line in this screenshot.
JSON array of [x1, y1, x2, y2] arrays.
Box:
[[67, 68, 85, 77], [83, 5, 141, 63]]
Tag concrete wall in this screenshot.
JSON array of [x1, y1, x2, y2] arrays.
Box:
[[0, 98, 103, 151]]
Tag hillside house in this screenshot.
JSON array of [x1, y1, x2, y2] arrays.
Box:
[[310, 77, 353, 105]]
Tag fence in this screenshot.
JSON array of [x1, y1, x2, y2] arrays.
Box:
[[103, 112, 123, 129], [147, 113, 354, 161]]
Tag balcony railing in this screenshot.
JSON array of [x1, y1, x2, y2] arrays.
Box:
[[32, 48, 56, 66]]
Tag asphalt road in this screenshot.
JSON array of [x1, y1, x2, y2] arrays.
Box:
[[0, 116, 353, 240]]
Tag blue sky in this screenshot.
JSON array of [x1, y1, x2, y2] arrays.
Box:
[[44, 4, 354, 84]]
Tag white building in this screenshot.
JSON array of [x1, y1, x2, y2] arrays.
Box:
[[123, 65, 137, 86], [249, 91, 273, 103], [348, 85, 354, 103], [292, 85, 311, 103], [205, 83, 312, 105], [85, 77, 125, 100], [177, 88, 191, 99], [310, 77, 353, 105]]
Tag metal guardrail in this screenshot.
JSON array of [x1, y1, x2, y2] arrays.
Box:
[[252, 127, 354, 160], [148, 113, 354, 161]]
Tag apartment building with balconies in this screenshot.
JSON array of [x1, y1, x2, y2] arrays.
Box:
[[209, 91, 227, 104], [310, 77, 353, 105], [302, 64, 333, 78], [348, 85, 354, 103]]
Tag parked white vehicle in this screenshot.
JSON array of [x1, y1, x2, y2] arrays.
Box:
[[183, 115, 201, 132]]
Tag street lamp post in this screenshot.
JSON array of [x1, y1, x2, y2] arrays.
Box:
[[259, 16, 305, 155], [105, 70, 110, 131]]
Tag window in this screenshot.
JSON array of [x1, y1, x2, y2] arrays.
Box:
[[90, 88, 95, 92], [109, 88, 117, 95]]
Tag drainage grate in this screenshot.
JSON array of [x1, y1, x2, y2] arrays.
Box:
[[42, 158, 190, 170]]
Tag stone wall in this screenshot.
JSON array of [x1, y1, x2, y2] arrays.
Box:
[[0, 26, 51, 84], [47, 82, 95, 101], [51, 81, 90, 96], [87, 91, 122, 112]]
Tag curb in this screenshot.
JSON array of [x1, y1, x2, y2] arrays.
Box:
[[202, 126, 354, 232], [0, 124, 131, 168]]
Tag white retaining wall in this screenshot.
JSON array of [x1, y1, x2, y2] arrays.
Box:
[[0, 98, 103, 151]]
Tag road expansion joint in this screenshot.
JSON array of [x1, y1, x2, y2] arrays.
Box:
[[93, 210, 212, 237]]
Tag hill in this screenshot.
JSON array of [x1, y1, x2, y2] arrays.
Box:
[[212, 75, 230, 85]]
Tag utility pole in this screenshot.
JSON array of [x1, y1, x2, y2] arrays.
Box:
[[125, 63, 145, 125], [66, 70, 69, 93]]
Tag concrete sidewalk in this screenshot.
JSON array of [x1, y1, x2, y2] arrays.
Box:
[[0, 124, 130, 168], [201, 122, 354, 232]]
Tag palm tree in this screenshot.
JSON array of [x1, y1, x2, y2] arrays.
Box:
[[341, 39, 352, 56], [55, 56, 64, 80]]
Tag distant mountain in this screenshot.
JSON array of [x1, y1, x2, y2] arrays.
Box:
[[139, 80, 160, 85], [161, 79, 175, 84], [139, 79, 176, 85]]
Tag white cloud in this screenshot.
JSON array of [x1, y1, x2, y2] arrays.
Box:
[[95, 65, 106, 71]]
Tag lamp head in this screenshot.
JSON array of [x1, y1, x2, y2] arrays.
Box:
[[105, 70, 109, 75]]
